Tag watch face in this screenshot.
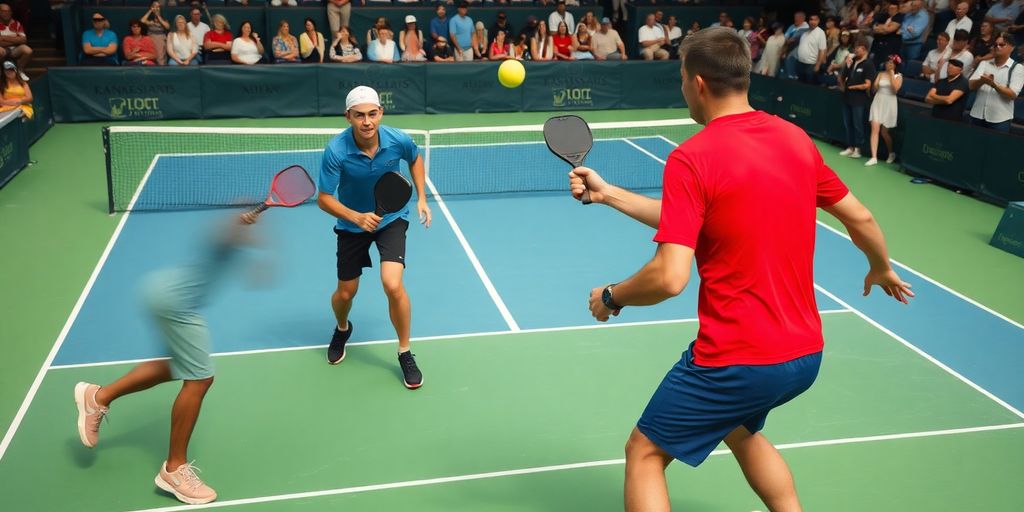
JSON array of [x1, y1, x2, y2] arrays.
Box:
[[602, 286, 614, 307]]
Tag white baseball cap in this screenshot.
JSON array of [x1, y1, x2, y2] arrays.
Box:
[[405, 15, 416, 24], [345, 86, 381, 111]]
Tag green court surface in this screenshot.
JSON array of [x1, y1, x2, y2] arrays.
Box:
[[1, 315, 1021, 510]]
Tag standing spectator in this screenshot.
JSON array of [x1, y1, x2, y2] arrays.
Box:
[[871, 2, 903, 68], [553, 21, 573, 60], [839, 38, 876, 158], [639, 13, 668, 60], [867, 55, 902, 166], [1010, 9, 1024, 40], [0, 61, 30, 118], [271, 0, 298, 7], [757, 22, 786, 76], [824, 16, 841, 57], [796, 14, 828, 83], [399, 15, 426, 62], [741, 17, 763, 61], [929, 0, 955, 33], [123, 19, 157, 66], [520, 16, 539, 43], [489, 29, 512, 60], [0, 4, 30, 76], [431, 35, 454, 62], [81, 12, 118, 66], [942, 29, 974, 79], [430, 4, 449, 47], [471, 21, 488, 61], [368, 27, 397, 63], [366, 17, 388, 45], [329, 26, 362, 63], [578, 11, 598, 35], [922, 30, 951, 82], [901, 0, 929, 62], [531, 20, 553, 61], [826, 30, 855, 84], [945, 2, 972, 37], [710, 11, 729, 28], [300, 18, 325, 63], [273, 20, 300, 63], [230, 20, 263, 65], [548, 1, 575, 37], [572, 23, 594, 59], [985, 0, 1022, 33], [926, 58, 970, 120], [167, 15, 199, 66], [491, 11, 513, 41], [187, 8, 209, 55], [969, 33, 1024, 132], [141, 1, 169, 65], [591, 17, 626, 60], [449, 2, 474, 62], [973, 20, 998, 66], [782, 11, 810, 78], [326, 0, 351, 38], [203, 14, 232, 65]]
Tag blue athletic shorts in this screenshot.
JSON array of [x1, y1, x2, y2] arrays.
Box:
[[637, 341, 822, 467]]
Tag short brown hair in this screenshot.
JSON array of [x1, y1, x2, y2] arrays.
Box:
[[678, 27, 750, 96]]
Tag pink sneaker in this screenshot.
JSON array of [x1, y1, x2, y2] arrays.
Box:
[[74, 382, 108, 448], [155, 461, 218, 505]]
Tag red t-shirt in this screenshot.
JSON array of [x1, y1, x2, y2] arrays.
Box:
[[654, 110, 849, 367], [204, 30, 233, 46]]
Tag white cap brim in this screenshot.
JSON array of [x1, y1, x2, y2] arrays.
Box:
[[346, 86, 381, 111]]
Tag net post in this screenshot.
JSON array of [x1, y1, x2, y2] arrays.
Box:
[[102, 127, 114, 214]]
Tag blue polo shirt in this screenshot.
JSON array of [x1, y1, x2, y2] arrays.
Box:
[[449, 14, 474, 50], [319, 124, 420, 233], [82, 29, 119, 63]]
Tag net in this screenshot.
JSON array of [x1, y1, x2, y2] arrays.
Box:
[[103, 119, 701, 213]]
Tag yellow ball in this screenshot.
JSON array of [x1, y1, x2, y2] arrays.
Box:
[[498, 60, 526, 88]]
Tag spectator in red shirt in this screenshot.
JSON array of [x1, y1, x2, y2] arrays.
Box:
[[569, 27, 912, 512], [552, 21, 573, 60], [203, 14, 233, 64], [122, 19, 157, 66], [0, 3, 31, 75]]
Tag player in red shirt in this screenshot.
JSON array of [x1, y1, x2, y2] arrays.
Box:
[[569, 28, 913, 511]]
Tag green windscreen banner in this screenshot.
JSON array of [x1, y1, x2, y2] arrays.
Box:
[[521, 61, 622, 111], [748, 73, 779, 114], [980, 131, 1024, 202], [200, 65, 319, 118], [27, 73, 54, 145], [317, 64, 426, 116], [901, 111, 985, 191], [49, 67, 202, 122], [0, 111, 29, 188], [425, 62, 521, 114], [619, 61, 685, 109]]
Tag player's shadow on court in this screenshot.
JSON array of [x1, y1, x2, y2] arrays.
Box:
[[66, 416, 167, 469], [346, 343, 405, 382]]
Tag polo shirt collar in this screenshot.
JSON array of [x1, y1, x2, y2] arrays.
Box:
[[344, 126, 396, 157]]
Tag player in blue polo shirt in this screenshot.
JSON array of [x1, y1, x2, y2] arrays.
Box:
[[317, 86, 432, 389]]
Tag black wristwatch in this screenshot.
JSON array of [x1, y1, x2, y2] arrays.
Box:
[[602, 284, 623, 311]]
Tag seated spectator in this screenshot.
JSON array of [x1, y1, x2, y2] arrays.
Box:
[[571, 23, 593, 60], [230, 20, 263, 65], [81, 12, 118, 66], [548, 1, 574, 37], [299, 18, 325, 63], [710, 11, 729, 28], [577, 11, 598, 35], [368, 27, 397, 63], [271, 0, 298, 6], [471, 21, 488, 61], [203, 14, 232, 64], [665, 16, 683, 58], [972, 21, 997, 66], [687, 21, 701, 38], [187, 8, 209, 55], [432, 35, 454, 62], [0, 4, 31, 77], [1010, 9, 1024, 41], [366, 16, 388, 44], [922, 31, 950, 83], [591, 17, 625, 61], [329, 26, 362, 63], [553, 21, 573, 60], [167, 15, 199, 66], [489, 29, 512, 60], [399, 15, 426, 62], [531, 20, 553, 61], [122, 19, 157, 66], [926, 58, 970, 121], [512, 33, 528, 60], [273, 20, 299, 63], [969, 33, 1024, 132], [0, 61, 30, 118], [945, 2, 972, 38], [638, 14, 668, 60], [943, 29, 974, 80], [985, 0, 1021, 33], [141, 1, 169, 65]]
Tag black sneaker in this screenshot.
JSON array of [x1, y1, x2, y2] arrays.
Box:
[[327, 322, 352, 365], [398, 351, 423, 389]]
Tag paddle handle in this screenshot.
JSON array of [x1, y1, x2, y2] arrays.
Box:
[[569, 156, 592, 206]]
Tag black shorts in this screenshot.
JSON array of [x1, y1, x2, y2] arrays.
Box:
[[335, 219, 408, 281]]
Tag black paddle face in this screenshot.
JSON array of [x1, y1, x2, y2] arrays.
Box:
[[544, 115, 594, 204], [544, 115, 594, 167], [374, 172, 413, 216]]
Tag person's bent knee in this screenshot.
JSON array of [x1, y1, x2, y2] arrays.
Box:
[[381, 276, 404, 299], [625, 428, 665, 462], [185, 376, 215, 391], [334, 281, 358, 302]]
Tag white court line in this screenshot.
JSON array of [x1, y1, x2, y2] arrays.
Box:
[[0, 156, 162, 463], [813, 283, 1024, 420], [424, 175, 519, 331], [48, 310, 852, 371], [622, 139, 667, 164], [815, 220, 1024, 331], [125, 422, 1024, 512]]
